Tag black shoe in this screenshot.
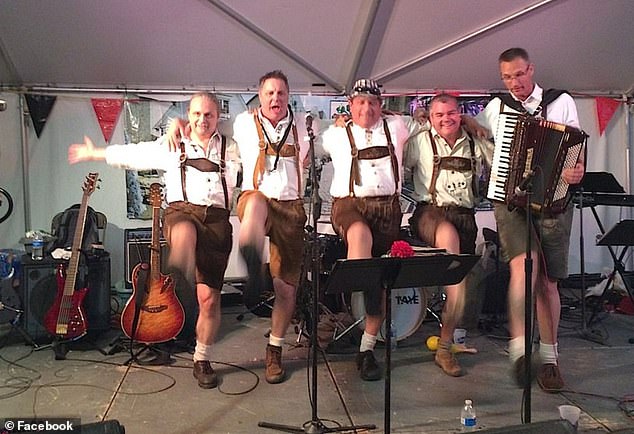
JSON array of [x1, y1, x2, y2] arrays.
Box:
[[511, 354, 539, 388], [240, 245, 263, 308], [356, 350, 381, 381], [193, 360, 218, 389]]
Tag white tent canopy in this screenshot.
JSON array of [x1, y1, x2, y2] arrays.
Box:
[[1, 0, 633, 95], [1, 0, 633, 285]]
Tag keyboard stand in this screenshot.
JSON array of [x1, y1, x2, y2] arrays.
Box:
[[588, 220, 634, 325]]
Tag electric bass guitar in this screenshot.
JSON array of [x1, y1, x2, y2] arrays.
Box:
[[121, 183, 185, 343], [43, 173, 98, 339]]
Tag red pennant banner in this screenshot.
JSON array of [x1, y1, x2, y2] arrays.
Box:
[[596, 97, 620, 136], [91, 98, 123, 143]]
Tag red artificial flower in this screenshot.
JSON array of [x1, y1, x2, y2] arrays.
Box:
[[390, 240, 414, 258]]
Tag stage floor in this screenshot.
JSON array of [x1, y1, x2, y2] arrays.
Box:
[[1, 286, 634, 433]]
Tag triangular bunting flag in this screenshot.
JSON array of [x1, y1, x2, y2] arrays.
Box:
[[596, 97, 621, 136], [25, 94, 57, 138], [91, 98, 123, 143]]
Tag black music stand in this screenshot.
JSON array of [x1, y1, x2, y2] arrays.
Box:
[[569, 172, 626, 343], [324, 254, 479, 434], [578, 171, 625, 194], [589, 220, 634, 325]]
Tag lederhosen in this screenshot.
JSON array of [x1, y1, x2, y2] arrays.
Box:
[[331, 119, 402, 314], [409, 131, 478, 254], [236, 110, 306, 286], [162, 136, 232, 289]]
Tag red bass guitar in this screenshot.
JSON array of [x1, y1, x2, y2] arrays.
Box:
[[44, 173, 98, 339]]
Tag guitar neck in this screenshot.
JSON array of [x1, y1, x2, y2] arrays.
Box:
[[150, 203, 161, 281], [63, 193, 90, 296]]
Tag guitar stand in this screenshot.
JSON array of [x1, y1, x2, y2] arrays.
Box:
[[324, 254, 478, 434], [124, 342, 176, 366]]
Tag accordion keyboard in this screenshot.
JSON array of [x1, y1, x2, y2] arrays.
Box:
[[487, 112, 520, 202]]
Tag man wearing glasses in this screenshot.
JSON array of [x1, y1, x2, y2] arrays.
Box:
[[321, 79, 410, 381], [466, 47, 585, 392]]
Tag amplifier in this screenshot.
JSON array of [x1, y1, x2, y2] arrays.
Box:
[[20, 254, 111, 343], [124, 227, 167, 288]]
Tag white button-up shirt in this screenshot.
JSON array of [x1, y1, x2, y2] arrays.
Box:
[[404, 127, 493, 207], [322, 116, 409, 198], [233, 109, 313, 200], [105, 133, 240, 208]]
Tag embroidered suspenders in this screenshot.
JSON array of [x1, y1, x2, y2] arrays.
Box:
[[252, 110, 302, 198], [178, 135, 229, 208], [344, 118, 400, 197], [427, 130, 477, 206]]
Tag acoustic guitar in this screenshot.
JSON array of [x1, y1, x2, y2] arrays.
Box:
[[43, 173, 98, 339], [121, 183, 184, 343]]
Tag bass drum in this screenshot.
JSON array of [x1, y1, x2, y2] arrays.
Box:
[[350, 287, 429, 342]]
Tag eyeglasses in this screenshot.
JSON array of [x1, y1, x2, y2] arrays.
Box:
[[352, 85, 381, 97], [501, 66, 531, 82]]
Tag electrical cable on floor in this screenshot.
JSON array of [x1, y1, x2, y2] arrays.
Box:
[[170, 352, 259, 395], [0, 345, 40, 400]]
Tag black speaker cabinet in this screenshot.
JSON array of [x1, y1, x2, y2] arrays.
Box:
[[19, 254, 111, 342], [124, 227, 167, 288]]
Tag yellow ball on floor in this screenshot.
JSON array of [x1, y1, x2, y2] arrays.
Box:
[[426, 335, 440, 351]]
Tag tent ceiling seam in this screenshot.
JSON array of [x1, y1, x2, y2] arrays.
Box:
[[375, 0, 558, 83]]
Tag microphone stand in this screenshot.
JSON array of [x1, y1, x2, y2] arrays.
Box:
[[513, 171, 535, 423], [259, 115, 375, 433]]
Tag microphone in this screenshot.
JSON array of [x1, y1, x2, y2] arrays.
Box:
[[514, 170, 535, 197], [305, 112, 313, 129]]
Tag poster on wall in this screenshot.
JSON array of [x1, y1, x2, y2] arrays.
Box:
[[123, 99, 188, 220], [329, 99, 349, 119]]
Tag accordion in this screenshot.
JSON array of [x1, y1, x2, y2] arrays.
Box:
[[487, 115, 587, 213]]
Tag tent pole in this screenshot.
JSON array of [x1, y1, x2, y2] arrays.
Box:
[[19, 94, 31, 232]]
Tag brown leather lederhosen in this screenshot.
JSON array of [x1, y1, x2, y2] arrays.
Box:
[[344, 118, 399, 196], [252, 110, 302, 198], [178, 135, 229, 209], [427, 130, 477, 206]]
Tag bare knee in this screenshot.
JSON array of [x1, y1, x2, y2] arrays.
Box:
[[434, 221, 460, 253], [169, 221, 197, 249], [197, 286, 221, 317]]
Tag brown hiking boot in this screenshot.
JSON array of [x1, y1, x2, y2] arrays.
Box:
[[193, 360, 218, 389], [537, 363, 564, 392], [435, 347, 463, 377], [265, 344, 286, 384]]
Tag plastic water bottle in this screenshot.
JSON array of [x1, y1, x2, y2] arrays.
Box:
[[389, 320, 397, 351], [31, 233, 44, 261], [460, 399, 476, 431]]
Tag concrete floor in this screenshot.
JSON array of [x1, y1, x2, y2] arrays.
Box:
[[1, 285, 634, 434]]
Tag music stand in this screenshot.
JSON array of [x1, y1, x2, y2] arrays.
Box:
[[569, 172, 626, 343], [578, 171, 625, 194], [325, 253, 479, 434]]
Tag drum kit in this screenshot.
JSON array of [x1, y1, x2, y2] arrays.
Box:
[[314, 226, 442, 345]]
